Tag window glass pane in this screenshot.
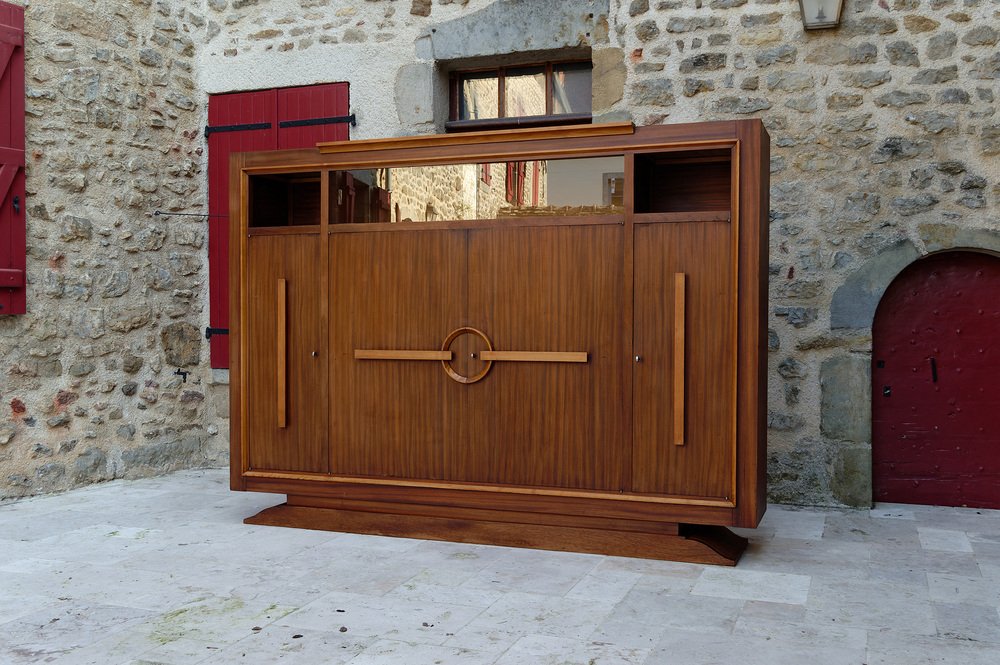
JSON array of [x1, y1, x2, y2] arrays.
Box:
[[329, 156, 625, 224], [460, 73, 498, 120], [552, 62, 592, 115], [504, 67, 546, 117]]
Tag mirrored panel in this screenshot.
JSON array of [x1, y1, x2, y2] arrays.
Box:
[[328, 156, 625, 224]]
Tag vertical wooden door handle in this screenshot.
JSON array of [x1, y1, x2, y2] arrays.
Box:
[[673, 273, 685, 446], [277, 278, 287, 429]]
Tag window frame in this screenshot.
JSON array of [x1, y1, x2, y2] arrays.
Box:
[[447, 60, 592, 133]]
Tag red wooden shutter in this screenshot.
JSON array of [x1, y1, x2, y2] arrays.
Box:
[[207, 82, 349, 368], [276, 84, 350, 149], [207, 89, 277, 367], [0, 1, 25, 315]]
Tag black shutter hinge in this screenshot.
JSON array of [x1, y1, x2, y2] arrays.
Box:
[[204, 122, 272, 138], [205, 327, 230, 340], [279, 113, 356, 129]]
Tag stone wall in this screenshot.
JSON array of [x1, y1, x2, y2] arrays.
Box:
[[0, 0, 227, 499], [3, 0, 998, 507]]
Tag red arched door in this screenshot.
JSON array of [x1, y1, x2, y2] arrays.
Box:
[[872, 251, 1000, 509]]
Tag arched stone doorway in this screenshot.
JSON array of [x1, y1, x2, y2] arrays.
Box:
[[871, 250, 1000, 509]]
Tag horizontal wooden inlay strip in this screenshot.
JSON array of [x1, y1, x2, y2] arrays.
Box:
[[243, 470, 737, 508], [354, 349, 452, 361], [480, 351, 588, 363]]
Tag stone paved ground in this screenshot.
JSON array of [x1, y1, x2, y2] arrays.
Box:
[[1, 469, 999, 664]]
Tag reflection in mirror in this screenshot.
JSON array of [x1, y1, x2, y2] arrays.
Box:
[[460, 73, 499, 120], [249, 172, 321, 227], [329, 156, 625, 224], [552, 62, 592, 115], [504, 67, 546, 117]]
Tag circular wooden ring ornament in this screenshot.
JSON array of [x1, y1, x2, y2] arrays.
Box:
[[441, 327, 493, 384]]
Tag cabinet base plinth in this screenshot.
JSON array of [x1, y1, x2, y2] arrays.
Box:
[[244, 500, 747, 566]]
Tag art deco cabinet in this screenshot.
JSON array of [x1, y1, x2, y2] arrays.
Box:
[[229, 120, 769, 565]]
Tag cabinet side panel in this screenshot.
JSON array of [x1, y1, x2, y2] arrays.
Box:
[[735, 120, 769, 526]]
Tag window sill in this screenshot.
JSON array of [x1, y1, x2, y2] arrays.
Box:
[[445, 113, 592, 133]]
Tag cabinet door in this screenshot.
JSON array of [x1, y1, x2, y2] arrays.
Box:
[[463, 224, 625, 490], [246, 235, 328, 473], [632, 222, 735, 500], [329, 230, 466, 480]]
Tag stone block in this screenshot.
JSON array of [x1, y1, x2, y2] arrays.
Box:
[[74, 448, 107, 484], [830, 239, 920, 329], [755, 45, 796, 67], [634, 19, 659, 42], [831, 444, 872, 508], [161, 322, 201, 367], [679, 53, 726, 73], [918, 224, 1000, 254], [395, 63, 434, 129], [890, 194, 939, 216], [840, 70, 891, 89], [766, 439, 833, 506], [631, 78, 674, 106], [910, 65, 958, 85], [774, 306, 817, 328], [926, 32, 957, 60], [777, 357, 807, 379], [592, 48, 625, 112], [768, 410, 803, 432], [885, 41, 919, 66], [121, 436, 205, 472], [713, 96, 771, 114], [820, 354, 871, 443], [903, 16, 939, 33], [410, 0, 431, 17], [962, 26, 999, 46], [973, 53, 1000, 80], [629, 0, 649, 16], [426, 0, 606, 61]]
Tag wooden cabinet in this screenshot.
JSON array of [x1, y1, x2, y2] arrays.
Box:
[[230, 121, 769, 565]]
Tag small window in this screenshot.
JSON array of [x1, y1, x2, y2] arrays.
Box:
[[448, 61, 592, 132]]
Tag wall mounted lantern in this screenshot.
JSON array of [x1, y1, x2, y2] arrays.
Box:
[[798, 0, 844, 30]]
